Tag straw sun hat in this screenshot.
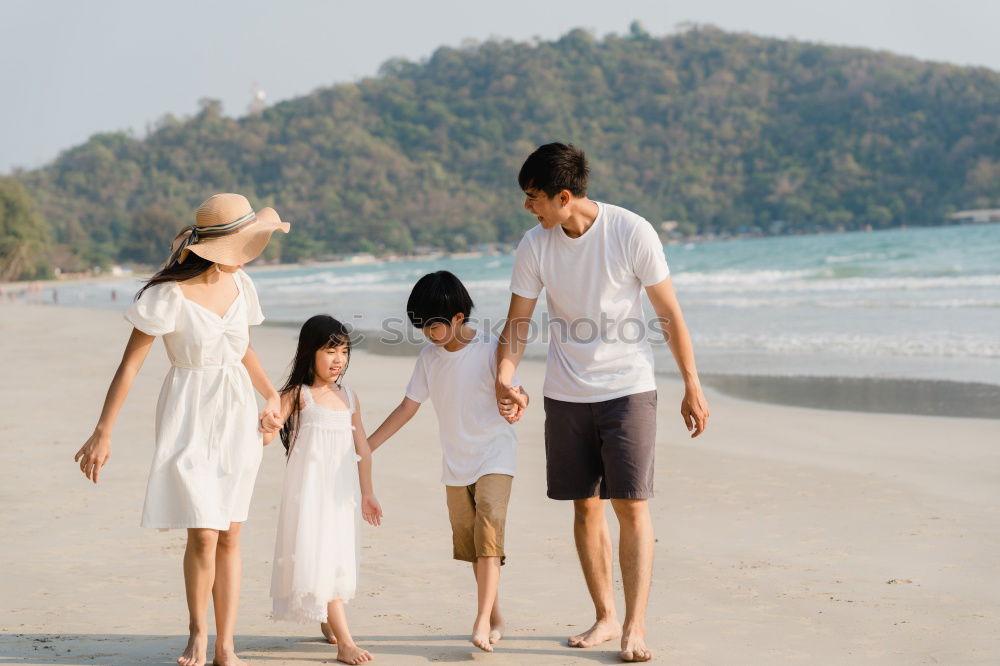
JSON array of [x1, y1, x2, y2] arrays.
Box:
[[168, 193, 290, 266]]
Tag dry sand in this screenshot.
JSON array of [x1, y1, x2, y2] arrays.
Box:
[[1, 304, 998, 665]]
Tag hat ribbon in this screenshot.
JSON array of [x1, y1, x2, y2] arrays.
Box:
[[167, 211, 257, 264]]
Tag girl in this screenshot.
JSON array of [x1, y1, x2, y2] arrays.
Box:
[[264, 315, 383, 665], [73, 193, 289, 666]]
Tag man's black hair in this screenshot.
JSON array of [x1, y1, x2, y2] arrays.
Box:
[[406, 270, 475, 329], [517, 142, 589, 197]]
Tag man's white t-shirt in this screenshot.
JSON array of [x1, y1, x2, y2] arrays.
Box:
[[509, 201, 670, 403], [405, 332, 518, 486]]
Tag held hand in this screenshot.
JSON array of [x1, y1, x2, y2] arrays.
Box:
[[259, 394, 283, 433], [501, 386, 529, 423], [74, 430, 112, 484], [259, 410, 282, 434], [681, 386, 710, 438], [361, 494, 383, 527], [496, 382, 528, 424]]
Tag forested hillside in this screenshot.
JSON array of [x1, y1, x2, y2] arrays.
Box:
[[9, 24, 1000, 273]]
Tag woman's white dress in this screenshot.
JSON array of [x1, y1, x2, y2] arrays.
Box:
[[125, 269, 264, 530], [270, 384, 362, 623]]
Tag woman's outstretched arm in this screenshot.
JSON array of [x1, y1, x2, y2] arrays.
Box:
[[74, 327, 155, 483], [242, 342, 281, 430]]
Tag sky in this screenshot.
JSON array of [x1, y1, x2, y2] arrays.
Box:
[[2, 0, 998, 173]]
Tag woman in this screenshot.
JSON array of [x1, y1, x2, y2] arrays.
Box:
[[74, 193, 289, 666]]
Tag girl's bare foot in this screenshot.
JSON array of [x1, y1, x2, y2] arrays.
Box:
[[472, 616, 493, 652], [568, 618, 622, 648], [619, 626, 652, 662], [211, 647, 249, 666], [321, 622, 339, 645], [336, 643, 373, 664], [177, 632, 208, 666]]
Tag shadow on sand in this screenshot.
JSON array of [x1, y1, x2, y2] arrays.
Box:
[[0, 633, 623, 664]]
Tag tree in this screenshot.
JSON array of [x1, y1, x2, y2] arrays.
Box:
[[0, 178, 51, 280], [118, 204, 185, 265]]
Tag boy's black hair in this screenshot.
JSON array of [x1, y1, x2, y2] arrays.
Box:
[[517, 142, 589, 198], [406, 271, 474, 329]]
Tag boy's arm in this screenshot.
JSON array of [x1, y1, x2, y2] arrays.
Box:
[[262, 390, 296, 446], [367, 397, 420, 452]]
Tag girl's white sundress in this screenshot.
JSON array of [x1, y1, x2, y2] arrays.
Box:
[[270, 384, 362, 623], [124, 269, 265, 530]]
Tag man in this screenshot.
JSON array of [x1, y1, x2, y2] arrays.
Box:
[[496, 143, 709, 663]]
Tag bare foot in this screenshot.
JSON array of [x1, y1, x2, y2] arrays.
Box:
[[177, 632, 208, 666], [488, 620, 504, 645], [619, 628, 652, 662], [336, 643, 373, 664], [211, 649, 248, 666], [472, 616, 493, 652], [568, 618, 622, 648], [321, 622, 339, 645]]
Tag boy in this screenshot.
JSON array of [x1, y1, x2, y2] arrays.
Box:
[[367, 270, 527, 653]]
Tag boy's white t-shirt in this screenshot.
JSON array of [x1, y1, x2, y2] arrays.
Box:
[[509, 201, 670, 403], [405, 331, 518, 486]]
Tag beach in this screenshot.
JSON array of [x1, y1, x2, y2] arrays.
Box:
[[1, 303, 998, 665]]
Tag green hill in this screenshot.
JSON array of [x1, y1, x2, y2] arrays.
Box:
[[11, 24, 1000, 272]]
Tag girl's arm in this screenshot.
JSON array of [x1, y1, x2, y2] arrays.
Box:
[[74, 327, 155, 484], [241, 342, 281, 430], [351, 392, 383, 526], [262, 390, 297, 446], [366, 397, 421, 452]]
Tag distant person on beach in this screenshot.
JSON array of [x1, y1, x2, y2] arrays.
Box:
[[264, 314, 383, 665], [495, 143, 709, 662], [367, 271, 527, 653], [73, 193, 289, 666]]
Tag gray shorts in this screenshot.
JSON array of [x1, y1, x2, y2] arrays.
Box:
[[543, 390, 657, 500]]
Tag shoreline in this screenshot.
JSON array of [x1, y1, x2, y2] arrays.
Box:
[[5, 303, 995, 419], [273, 320, 1000, 420]]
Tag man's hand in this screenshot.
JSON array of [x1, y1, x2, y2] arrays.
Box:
[[681, 386, 709, 438], [496, 382, 528, 424]]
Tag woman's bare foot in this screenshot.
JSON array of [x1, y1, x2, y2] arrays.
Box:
[[211, 647, 248, 666], [336, 643, 373, 664], [321, 622, 339, 645], [619, 627, 652, 662], [488, 609, 505, 645], [472, 616, 493, 652], [177, 631, 208, 666], [568, 618, 622, 648]]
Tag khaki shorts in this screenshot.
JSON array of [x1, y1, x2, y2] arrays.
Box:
[[445, 474, 513, 565]]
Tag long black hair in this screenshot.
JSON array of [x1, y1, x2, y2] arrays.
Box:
[[134, 252, 216, 300], [278, 315, 353, 455]]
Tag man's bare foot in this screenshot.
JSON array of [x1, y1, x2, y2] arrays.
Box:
[[619, 628, 652, 662], [177, 632, 208, 666], [472, 616, 493, 652], [211, 647, 248, 666], [321, 622, 339, 645], [336, 643, 373, 664], [490, 608, 506, 645], [568, 618, 622, 648]]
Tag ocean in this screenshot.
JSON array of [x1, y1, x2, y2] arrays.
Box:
[[37, 223, 1000, 397]]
